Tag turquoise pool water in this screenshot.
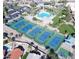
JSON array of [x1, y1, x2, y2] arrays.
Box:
[[36, 11, 55, 20], [38, 11, 51, 18]]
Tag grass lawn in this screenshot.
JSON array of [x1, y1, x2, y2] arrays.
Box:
[[51, 9, 65, 27], [52, 16, 64, 27], [51, 7, 70, 27], [61, 7, 71, 22], [58, 24, 75, 34]]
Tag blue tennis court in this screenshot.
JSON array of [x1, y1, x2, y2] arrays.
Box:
[[28, 27, 43, 38], [14, 20, 28, 29], [47, 35, 64, 50], [20, 23, 35, 33], [37, 31, 52, 44]]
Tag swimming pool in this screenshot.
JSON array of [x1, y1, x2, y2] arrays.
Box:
[[35, 11, 55, 21], [38, 11, 51, 18]]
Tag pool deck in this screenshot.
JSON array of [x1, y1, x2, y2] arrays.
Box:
[[34, 11, 56, 25]]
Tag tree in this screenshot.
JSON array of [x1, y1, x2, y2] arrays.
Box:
[[59, 19, 61, 23], [15, 3, 18, 6], [30, 3, 36, 7], [71, 33, 75, 37], [45, 46, 50, 49], [63, 40, 65, 42], [72, 45, 75, 49], [3, 19, 8, 24], [69, 52, 73, 57], [4, 7, 8, 14], [3, 32, 8, 39], [3, 12, 5, 19], [33, 17, 38, 21], [65, 30, 67, 34], [48, 49, 59, 59], [49, 49, 54, 54], [46, 55, 52, 59]]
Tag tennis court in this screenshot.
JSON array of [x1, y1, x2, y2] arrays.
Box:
[[36, 31, 53, 44], [7, 17, 35, 34], [20, 23, 35, 33], [46, 34, 64, 50], [57, 48, 70, 58], [8, 17, 29, 30], [13, 20, 28, 29], [28, 27, 44, 38]]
